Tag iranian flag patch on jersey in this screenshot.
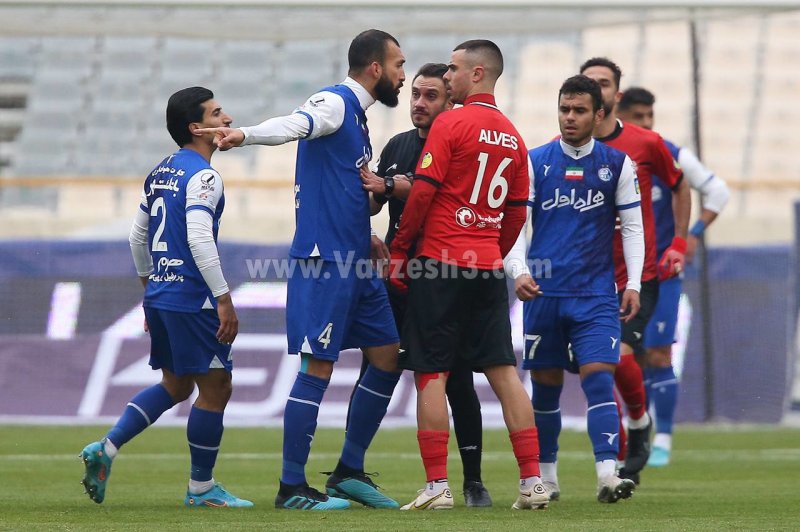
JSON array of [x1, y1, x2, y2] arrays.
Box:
[[565, 166, 584, 180]]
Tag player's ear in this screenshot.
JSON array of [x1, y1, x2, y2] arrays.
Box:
[[472, 65, 484, 83], [188, 122, 204, 137], [595, 107, 606, 123]]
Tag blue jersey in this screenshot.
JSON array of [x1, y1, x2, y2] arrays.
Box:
[[651, 140, 681, 257], [290, 84, 372, 262], [528, 139, 640, 296], [141, 148, 224, 312]]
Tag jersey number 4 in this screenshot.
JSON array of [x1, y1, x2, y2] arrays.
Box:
[[469, 152, 512, 208], [150, 197, 168, 252], [317, 322, 333, 349]]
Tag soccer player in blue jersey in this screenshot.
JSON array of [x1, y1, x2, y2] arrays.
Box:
[[504, 75, 644, 503], [197, 29, 406, 510], [618, 87, 730, 467], [80, 87, 252, 508]]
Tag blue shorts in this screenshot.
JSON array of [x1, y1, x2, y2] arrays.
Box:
[[286, 259, 399, 361], [522, 295, 621, 371], [644, 275, 682, 349], [144, 307, 232, 376]]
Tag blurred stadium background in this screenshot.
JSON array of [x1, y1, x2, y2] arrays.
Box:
[[1, 0, 799, 428]]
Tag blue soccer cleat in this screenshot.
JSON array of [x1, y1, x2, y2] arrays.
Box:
[[647, 446, 671, 467], [80, 440, 113, 504], [275, 481, 350, 510], [325, 470, 399, 509], [185, 483, 254, 508]]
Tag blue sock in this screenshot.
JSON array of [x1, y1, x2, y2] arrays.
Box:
[[643, 367, 654, 409], [106, 384, 174, 449], [341, 365, 400, 471], [581, 371, 619, 462], [187, 405, 224, 482], [531, 379, 562, 464], [282, 372, 328, 486], [650, 366, 678, 435]]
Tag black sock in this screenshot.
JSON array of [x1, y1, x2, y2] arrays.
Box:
[[446, 366, 483, 483]]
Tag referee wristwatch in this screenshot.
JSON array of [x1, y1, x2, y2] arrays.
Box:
[[383, 175, 395, 197]]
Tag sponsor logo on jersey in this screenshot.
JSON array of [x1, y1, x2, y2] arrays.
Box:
[[565, 166, 584, 180], [634, 178, 640, 195], [598, 165, 612, 182], [200, 172, 216, 191], [455, 206, 476, 227], [541, 187, 605, 212], [421, 152, 433, 169]]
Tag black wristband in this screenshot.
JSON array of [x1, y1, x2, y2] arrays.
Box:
[[384, 175, 395, 197]]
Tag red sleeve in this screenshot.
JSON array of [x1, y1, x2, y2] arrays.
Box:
[[414, 114, 452, 184], [653, 134, 683, 189], [389, 179, 438, 256], [498, 203, 526, 258]]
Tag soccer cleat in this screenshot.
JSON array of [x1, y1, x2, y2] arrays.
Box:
[[647, 446, 671, 467], [511, 482, 549, 510], [596, 475, 635, 503], [463, 480, 492, 507], [185, 483, 254, 508], [543, 480, 561, 501], [325, 470, 399, 509], [275, 481, 350, 510], [80, 440, 113, 504], [617, 467, 640, 486], [400, 487, 454, 510], [624, 417, 652, 476]]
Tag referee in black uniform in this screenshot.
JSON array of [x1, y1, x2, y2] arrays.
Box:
[[346, 63, 492, 507]]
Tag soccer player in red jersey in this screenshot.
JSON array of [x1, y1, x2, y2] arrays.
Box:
[[581, 57, 691, 482], [390, 40, 548, 511]]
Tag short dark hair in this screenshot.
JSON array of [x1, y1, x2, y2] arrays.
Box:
[[619, 86, 656, 112], [413, 62, 448, 82], [347, 29, 400, 73], [579, 56, 622, 88], [559, 75, 602, 112], [453, 39, 504, 78], [166, 86, 213, 147]]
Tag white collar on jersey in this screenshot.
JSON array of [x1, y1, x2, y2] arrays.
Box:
[[342, 77, 376, 112], [559, 137, 595, 160]]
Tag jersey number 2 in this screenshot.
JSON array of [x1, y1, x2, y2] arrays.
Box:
[[150, 197, 168, 252], [469, 152, 511, 208]]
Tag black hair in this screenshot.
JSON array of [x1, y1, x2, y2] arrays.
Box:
[[166, 86, 213, 147], [413, 62, 448, 82], [453, 39, 504, 77], [347, 29, 400, 73], [619, 86, 656, 112], [579, 56, 622, 88], [559, 75, 602, 112]]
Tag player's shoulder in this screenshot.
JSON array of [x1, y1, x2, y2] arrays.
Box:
[[386, 128, 419, 147], [663, 138, 682, 159], [622, 121, 665, 148], [529, 138, 560, 159]]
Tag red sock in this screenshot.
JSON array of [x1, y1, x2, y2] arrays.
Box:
[[509, 427, 541, 478], [615, 354, 646, 420], [418, 430, 449, 482], [614, 389, 627, 461]]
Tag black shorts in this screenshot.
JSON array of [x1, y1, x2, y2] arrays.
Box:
[[399, 257, 516, 373], [619, 277, 659, 357]]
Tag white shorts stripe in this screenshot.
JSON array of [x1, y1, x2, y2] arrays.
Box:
[[587, 401, 617, 412], [127, 402, 151, 426], [288, 396, 320, 408], [357, 384, 392, 399], [533, 408, 561, 414]]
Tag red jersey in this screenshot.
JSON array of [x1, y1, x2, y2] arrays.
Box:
[[598, 120, 683, 288], [399, 93, 529, 269]]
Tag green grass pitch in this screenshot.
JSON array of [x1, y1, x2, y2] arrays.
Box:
[[2, 425, 799, 530]]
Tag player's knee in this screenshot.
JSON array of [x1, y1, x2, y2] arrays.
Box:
[[363, 342, 400, 373], [646, 346, 672, 367], [161, 375, 194, 403], [580, 370, 615, 404], [532, 368, 564, 387]]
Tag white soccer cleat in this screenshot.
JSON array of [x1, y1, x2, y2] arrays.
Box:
[[511, 482, 549, 510], [543, 479, 561, 501], [596, 474, 635, 503], [400, 487, 454, 510]]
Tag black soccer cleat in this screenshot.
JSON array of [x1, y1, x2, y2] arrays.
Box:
[[624, 417, 652, 476], [463, 480, 492, 507]]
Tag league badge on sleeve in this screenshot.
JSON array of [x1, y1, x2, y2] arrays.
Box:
[[420, 152, 433, 169]]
